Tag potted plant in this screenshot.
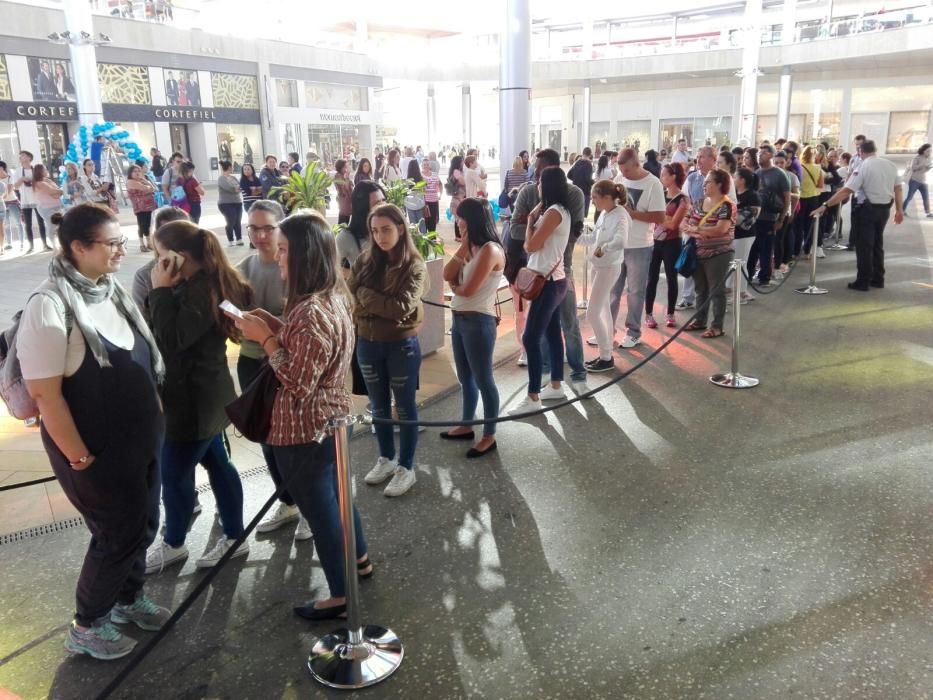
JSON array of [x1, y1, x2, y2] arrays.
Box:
[[269, 161, 333, 215], [383, 178, 425, 209], [410, 222, 447, 356]]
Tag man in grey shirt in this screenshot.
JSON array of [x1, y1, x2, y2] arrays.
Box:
[[160, 151, 184, 200], [511, 147, 590, 397]]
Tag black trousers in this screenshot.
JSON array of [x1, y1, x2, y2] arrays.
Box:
[[852, 202, 891, 286], [218, 202, 243, 241], [425, 201, 440, 232], [23, 207, 47, 245], [135, 210, 153, 240], [645, 237, 681, 315], [748, 218, 775, 283]]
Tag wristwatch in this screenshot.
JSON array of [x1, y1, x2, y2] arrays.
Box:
[[69, 454, 92, 467]]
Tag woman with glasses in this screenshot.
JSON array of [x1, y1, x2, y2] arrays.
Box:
[[237, 200, 310, 542], [18, 203, 170, 659]]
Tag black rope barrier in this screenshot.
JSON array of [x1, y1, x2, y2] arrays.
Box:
[[742, 258, 800, 295], [0, 475, 57, 492], [421, 296, 513, 310]]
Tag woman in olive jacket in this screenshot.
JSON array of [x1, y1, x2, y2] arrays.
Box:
[[144, 221, 253, 574]]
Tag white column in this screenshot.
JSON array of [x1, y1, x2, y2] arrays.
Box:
[[427, 84, 437, 151], [62, 0, 104, 126], [581, 83, 591, 152], [671, 15, 679, 47], [839, 85, 852, 149], [461, 84, 472, 146], [782, 0, 798, 44], [776, 67, 793, 140], [498, 0, 531, 176], [737, 0, 763, 146]]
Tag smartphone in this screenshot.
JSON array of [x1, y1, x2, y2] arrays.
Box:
[[219, 300, 244, 319], [161, 251, 185, 273]]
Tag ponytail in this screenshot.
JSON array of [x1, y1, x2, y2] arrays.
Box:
[[592, 178, 626, 205], [613, 183, 627, 206]]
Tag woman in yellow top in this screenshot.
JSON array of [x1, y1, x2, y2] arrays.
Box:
[[798, 146, 825, 257]]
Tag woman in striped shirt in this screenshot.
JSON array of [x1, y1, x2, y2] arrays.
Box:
[[421, 159, 442, 232], [230, 210, 372, 621]]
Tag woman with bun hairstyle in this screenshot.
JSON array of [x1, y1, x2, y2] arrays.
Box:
[[144, 221, 252, 573], [579, 180, 630, 372], [18, 204, 170, 659]]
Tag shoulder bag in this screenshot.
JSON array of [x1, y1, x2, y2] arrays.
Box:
[[676, 201, 723, 278], [515, 257, 562, 301], [225, 359, 280, 443]]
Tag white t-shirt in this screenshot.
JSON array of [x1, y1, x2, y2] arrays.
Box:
[[527, 204, 569, 281], [671, 150, 689, 164], [617, 173, 666, 249], [18, 290, 134, 380], [12, 167, 36, 207]]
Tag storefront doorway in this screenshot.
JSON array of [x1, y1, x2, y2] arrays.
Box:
[[37, 122, 69, 172], [307, 125, 364, 167], [169, 123, 190, 157]]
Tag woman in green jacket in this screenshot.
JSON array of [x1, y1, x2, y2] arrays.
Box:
[[144, 221, 253, 574]]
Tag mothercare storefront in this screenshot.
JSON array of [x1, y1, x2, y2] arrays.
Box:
[[308, 109, 370, 166]]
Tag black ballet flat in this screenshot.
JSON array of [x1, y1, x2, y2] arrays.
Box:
[[466, 441, 498, 459], [357, 555, 374, 580], [440, 430, 475, 441], [293, 602, 347, 621]]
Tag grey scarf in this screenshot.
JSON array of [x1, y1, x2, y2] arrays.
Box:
[[48, 256, 165, 382]]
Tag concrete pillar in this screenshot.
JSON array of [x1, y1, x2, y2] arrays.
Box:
[[427, 84, 437, 151], [737, 0, 763, 146], [461, 84, 472, 146], [499, 0, 531, 176], [782, 0, 798, 44], [839, 85, 852, 149], [581, 83, 591, 152], [62, 0, 104, 126], [776, 66, 793, 140]]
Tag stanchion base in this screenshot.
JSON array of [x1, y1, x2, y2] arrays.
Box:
[[825, 244, 848, 251], [577, 300, 589, 309], [308, 625, 404, 689], [709, 372, 760, 389], [795, 286, 829, 295]]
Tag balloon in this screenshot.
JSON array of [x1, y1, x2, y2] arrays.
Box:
[[446, 208, 452, 221]]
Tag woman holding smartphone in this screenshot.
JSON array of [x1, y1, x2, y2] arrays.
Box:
[[144, 221, 252, 573]]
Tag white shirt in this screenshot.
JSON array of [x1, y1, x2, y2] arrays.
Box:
[[465, 167, 485, 198], [846, 155, 901, 205], [616, 173, 666, 248], [578, 205, 630, 268], [671, 150, 689, 164], [399, 157, 413, 179], [18, 289, 134, 380], [383, 163, 402, 184], [12, 167, 36, 207], [527, 204, 569, 280]]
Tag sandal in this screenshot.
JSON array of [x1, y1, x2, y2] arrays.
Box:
[[357, 555, 374, 579], [684, 322, 707, 332], [702, 328, 724, 338]]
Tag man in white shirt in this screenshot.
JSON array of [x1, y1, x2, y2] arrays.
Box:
[[842, 134, 866, 249], [12, 150, 46, 253], [671, 139, 690, 164], [606, 148, 666, 348], [814, 139, 902, 291]]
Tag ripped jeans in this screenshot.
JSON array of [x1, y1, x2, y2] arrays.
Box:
[[356, 336, 421, 470]]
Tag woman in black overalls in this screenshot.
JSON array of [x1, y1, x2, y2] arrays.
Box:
[[18, 204, 169, 660]]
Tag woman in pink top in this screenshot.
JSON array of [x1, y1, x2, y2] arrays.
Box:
[[421, 159, 441, 232]]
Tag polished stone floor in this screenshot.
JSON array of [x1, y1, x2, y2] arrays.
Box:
[[1, 213, 932, 699]]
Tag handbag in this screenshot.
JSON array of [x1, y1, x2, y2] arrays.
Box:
[[515, 258, 562, 301], [224, 360, 280, 442], [675, 237, 697, 278]]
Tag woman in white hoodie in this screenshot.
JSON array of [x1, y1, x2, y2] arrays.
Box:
[[581, 179, 630, 372]]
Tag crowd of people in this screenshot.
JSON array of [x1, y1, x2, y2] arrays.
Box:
[[3, 127, 917, 662]]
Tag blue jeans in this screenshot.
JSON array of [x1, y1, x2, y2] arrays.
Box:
[[451, 313, 499, 436], [357, 336, 421, 470], [539, 266, 587, 382], [161, 434, 244, 547], [904, 179, 930, 214], [608, 246, 652, 340], [523, 278, 567, 395], [273, 439, 367, 598]]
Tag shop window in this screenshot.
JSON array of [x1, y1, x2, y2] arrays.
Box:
[[114, 122, 156, 156], [802, 112, 840, 147], [0, 56, 11, 101], [887, 111, 931, 154], [163, 70, 202, 107], [694, 116, 732, 148], [0, 121, 20, 165], [755, 115, 777, 145], [27, 57, 75, 102], [212, 73, 259, 109], [304, 83, 367, 111], [618, 120, 651, 151], [217, 124, 261, 172], [308, 125, 366, 167], [849, 113, 888, 149], [276, 79, 299, 108], [99, 64, 151, 104]]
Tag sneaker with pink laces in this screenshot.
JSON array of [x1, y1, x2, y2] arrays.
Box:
[[644, 314, 658, 329], [665, 314, 676, 327]]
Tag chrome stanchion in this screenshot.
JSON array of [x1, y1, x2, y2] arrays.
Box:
[[308, 416, 403, 689], [577, 228, 590, 309], [710, 259, 759, 389], [795, 218, 828, 295], [825, 205, 847, 251]]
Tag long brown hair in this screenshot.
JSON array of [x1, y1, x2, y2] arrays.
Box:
[[354, 203, 421, 297], [592, 178, 627, 204], [154, 221, 252, 340], [278, 210, 345, 313]]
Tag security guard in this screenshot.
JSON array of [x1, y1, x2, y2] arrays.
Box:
[[814, 140, 903, 291]]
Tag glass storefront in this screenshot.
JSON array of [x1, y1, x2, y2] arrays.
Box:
[[0, 121, 20, 166], [217, 124, 262, 172], [37, 122, 69, 172], [618, 120, 651, 151], [169, 124, 189, 157], [849, 113, 888, 148], [305, 83, 367, 111], [275, 79, 299, 108], [661, 117, 732, 152], [279, 123, 303, 159], [114, 121, 157, 157], [887, 111, 930, 154], [308, 125, 366, 167], [755, 114, 805, 145]]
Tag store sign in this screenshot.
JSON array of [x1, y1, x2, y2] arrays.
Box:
[[309, 108, 370, 125], [0, 101, 78, 120], [103, 104, 261, 124], [154, 107, 218, 120]]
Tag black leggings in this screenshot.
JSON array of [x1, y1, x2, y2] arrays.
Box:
[[135, 210, 152, 240], [218, 202, 243, 242], [645, 237, 681, 315], [425, 201, 440, 232], [23, 207, 47, 244]]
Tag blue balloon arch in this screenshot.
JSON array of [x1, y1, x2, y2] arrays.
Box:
[[64, 121, 148, 168]]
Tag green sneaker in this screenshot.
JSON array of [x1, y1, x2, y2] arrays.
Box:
[[64, 620, 136, 660], [111, 593, 172, 631]]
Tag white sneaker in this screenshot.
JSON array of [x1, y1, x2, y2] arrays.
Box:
[[517, 351, 527, 366], [570, 380, 593, 399], [508, 396, 543, 416], [256, 502, 300, 533], [619, 335, 641, 349], [675, 299, 695, 309], [144, 541, 189, 575], [816, 246, 826, 258], [196, 536, 249, 568], [383, 467, 416, 497], [586, 335, 598, 347], [294, 516, 312, 542], [364, 456, 398, 485], [539, 384, 566, 401]]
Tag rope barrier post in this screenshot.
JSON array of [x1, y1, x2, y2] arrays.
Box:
[[826, 206, 847, 251], [308, 415, 403, 689], [794, 218, 829, 295], [577, 239, 589, 309], [710, 259, 759, 389]]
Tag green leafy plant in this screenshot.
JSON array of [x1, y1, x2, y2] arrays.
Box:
[[383, 178, 426, 209], [409, 224, 445, 261], [269, 161, 333, 213]]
